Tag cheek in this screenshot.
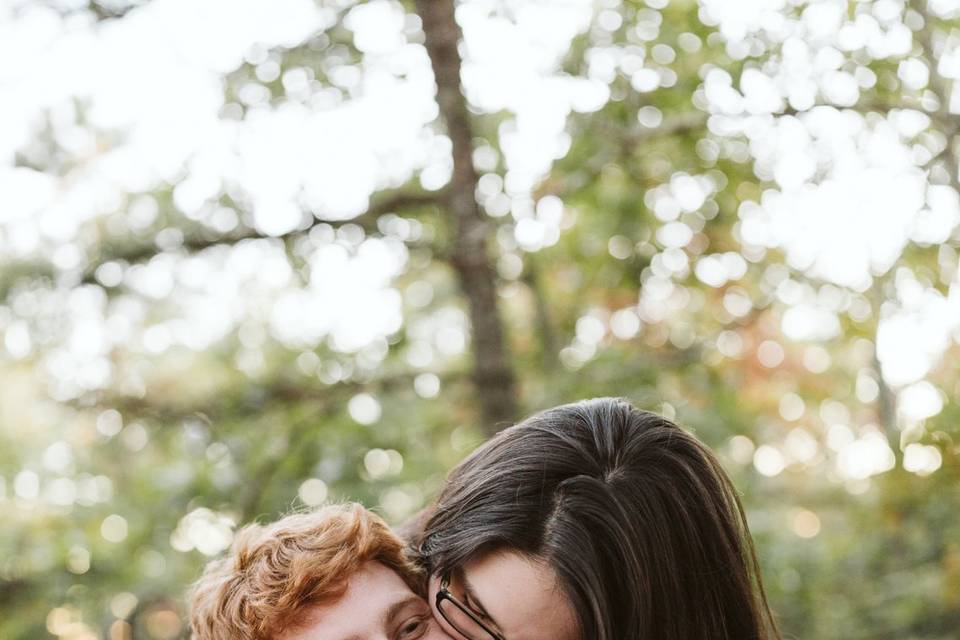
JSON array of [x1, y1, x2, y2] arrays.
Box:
[[558, 613, 580, 640], [549, 596, 580, 640], [431, 614, 460, 640], [427, 580, 460, 639], [424, 617, 459, 640]]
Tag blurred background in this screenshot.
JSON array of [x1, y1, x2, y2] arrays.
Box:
[[2, 0, 959, 637]]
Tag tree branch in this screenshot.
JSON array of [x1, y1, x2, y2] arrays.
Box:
[[80, 190, 441, 285], [84, 369, 469, 424]]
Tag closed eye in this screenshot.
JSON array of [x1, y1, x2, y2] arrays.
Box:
[[397, 615, 430, 640], [462, 592, 492, 623]]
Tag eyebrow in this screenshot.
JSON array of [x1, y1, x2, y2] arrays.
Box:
[[461, 573, 503, 631], [342, 595, 423, 640], [383, 594, 425, 626], [337, 595, 425, 640]]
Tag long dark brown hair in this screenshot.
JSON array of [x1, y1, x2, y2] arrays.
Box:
[[417, 397, 781, 640]]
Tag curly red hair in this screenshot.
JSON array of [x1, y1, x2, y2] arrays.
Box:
[[188, 503, 422, 639]]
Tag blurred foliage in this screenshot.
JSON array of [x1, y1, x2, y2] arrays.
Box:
[[2, 0, 960, 639]]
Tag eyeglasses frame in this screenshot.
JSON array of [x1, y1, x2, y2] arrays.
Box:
[[434, 571, 506, 640]]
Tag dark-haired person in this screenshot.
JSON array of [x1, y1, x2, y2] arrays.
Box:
[[411, 397, 781, 640]]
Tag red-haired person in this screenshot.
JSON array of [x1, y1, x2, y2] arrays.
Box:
[[189, 503, 453, 640]]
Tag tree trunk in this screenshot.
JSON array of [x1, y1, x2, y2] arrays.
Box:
[[414, 0, 519, 435]]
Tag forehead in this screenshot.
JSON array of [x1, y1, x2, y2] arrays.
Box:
[[461, 550, 578, 640], [277, 561, 416, 640]]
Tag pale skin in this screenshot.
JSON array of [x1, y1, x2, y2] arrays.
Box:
[[277, 561, 454, 640], [427, 549, 579, 640]]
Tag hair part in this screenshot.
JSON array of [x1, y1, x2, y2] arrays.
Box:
[[418, 397, 781, 640], [189, 503, 423, 640]]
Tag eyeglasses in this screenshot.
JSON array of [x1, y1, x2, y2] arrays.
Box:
[[435, 572, 506, 640]]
